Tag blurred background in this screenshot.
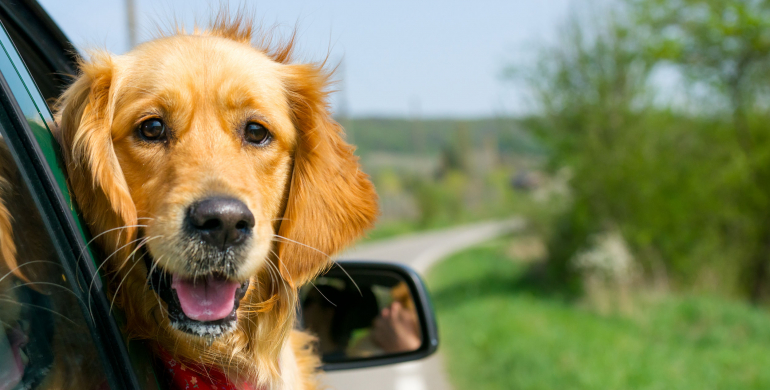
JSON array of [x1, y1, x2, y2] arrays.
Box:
[[39, 0, 770, 389]]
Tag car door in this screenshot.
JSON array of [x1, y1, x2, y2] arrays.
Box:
[[0, 2, 158, 389]]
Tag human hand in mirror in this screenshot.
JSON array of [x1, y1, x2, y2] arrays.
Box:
[[371, 301, 421, 353]]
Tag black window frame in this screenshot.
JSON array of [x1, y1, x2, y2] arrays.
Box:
[[0, 1, 146, 388], [0, 70, 142, 390]]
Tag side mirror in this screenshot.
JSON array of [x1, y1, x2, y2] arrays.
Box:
[[299, 261, 439, 371]]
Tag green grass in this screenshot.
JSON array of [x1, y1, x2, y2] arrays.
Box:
[[364, 219, 479, 243], [363, 220, 420, 242], [427, 237, 770, 390]]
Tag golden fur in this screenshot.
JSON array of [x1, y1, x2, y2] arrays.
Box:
[[46, 14, 378, 389]]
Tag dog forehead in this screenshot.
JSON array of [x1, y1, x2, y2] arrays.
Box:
[[123, 35, 286, 104]]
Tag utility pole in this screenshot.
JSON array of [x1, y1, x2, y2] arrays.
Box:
[[126, 0, 138, 49]]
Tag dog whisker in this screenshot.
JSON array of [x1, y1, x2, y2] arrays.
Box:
[[270, 237, 362, 296], [261, 259, 281, 299], [95, 235, 146, 281], [272, 233, 363, 294], [271, 234, 329, 258], [265, 251, 282, 282], [116, 235, 164, 277], [264, 271, 280, 300], [267, 249, 291, 301], [148, 255, 169, 318], [143, 253, 162, 292], [0, 260, 63, 285], [87, 235, 149, 321], [198, 356, 216, 384], [9, 281, 90, 311], [330, 261, 362, 297], [110, 257, 145, 315], [110, 236, 163, 315], [308, 281, 337, 307], [0, 297, 79, 327], [83, 226, 148, 270], [111, 235, 154, 283]]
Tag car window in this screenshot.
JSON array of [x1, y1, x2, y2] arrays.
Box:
[[0, 8, 160, 389], [0, 132, 109, 389], [0, 0, 76, 105]]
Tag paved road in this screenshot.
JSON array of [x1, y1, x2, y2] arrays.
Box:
[[321, 218, 524, 390]]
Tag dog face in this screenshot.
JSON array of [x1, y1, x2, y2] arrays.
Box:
[[110, 35, 298, 336], [54, 17, 378, 374]]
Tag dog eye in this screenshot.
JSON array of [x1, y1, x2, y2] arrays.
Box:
[[244, 122, 271, 145], [139, 118, 167, 141]]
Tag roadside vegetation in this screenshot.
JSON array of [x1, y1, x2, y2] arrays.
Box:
[[428, 237, 770, 390], [347, 117, 544, 241], [405, 1, 770, 387], [350, 0, 770, 387], [508, 0, 770, 302]]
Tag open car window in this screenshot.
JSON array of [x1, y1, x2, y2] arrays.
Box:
[[0, 4, 158, 389], [0, 131, 109, 389]]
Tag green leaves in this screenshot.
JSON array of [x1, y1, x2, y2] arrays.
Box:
[[508, 0, 770, 299]]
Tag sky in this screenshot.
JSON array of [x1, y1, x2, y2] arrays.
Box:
[[38, 0, 578, 118]]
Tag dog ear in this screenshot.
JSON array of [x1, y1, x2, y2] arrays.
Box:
[[55, 53, 137, 248], [277, 63, 378, 287]]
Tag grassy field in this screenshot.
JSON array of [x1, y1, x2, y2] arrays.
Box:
[[362, 220, 420, 242], [427, 237, 770, 390]]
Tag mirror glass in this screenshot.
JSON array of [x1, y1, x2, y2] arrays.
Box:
[[300, 269, 423, 362]]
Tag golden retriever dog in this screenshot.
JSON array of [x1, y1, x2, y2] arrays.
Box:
[[49, 13, 377, 389]]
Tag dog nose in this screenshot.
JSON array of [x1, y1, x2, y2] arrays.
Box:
[[186, 197, 255, 248]]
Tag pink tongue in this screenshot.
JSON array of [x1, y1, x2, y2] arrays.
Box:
[[171, 274, 240, 321]]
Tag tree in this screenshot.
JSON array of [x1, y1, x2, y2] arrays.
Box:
[[630, 0, 770, 150], [508, 3, 770, 301], [630, 0, 770, 302], [509, 13, 655, 287]]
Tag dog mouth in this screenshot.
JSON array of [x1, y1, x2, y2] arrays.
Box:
[[171, 274, 244, 322], [143, 248, 249, 338]]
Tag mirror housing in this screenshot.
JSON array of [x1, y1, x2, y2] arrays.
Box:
[[299, 261, 439, 371]]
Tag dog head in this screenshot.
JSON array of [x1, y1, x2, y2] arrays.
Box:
[[54, 16, 377, 382]]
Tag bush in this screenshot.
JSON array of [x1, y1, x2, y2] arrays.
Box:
[[512, 2, 770, 301]]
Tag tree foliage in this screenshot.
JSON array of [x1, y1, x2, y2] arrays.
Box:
[[515, 0, 770, 301]]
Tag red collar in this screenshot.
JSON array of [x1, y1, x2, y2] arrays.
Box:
[[158, 349, 262, 390]]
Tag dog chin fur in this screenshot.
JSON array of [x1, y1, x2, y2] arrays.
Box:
[[170, 320, 237, 339]]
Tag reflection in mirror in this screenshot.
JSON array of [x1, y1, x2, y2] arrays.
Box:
[[300, 270, 423, 362]]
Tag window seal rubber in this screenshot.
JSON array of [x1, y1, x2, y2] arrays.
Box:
[[0, 66, 141, 390]]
